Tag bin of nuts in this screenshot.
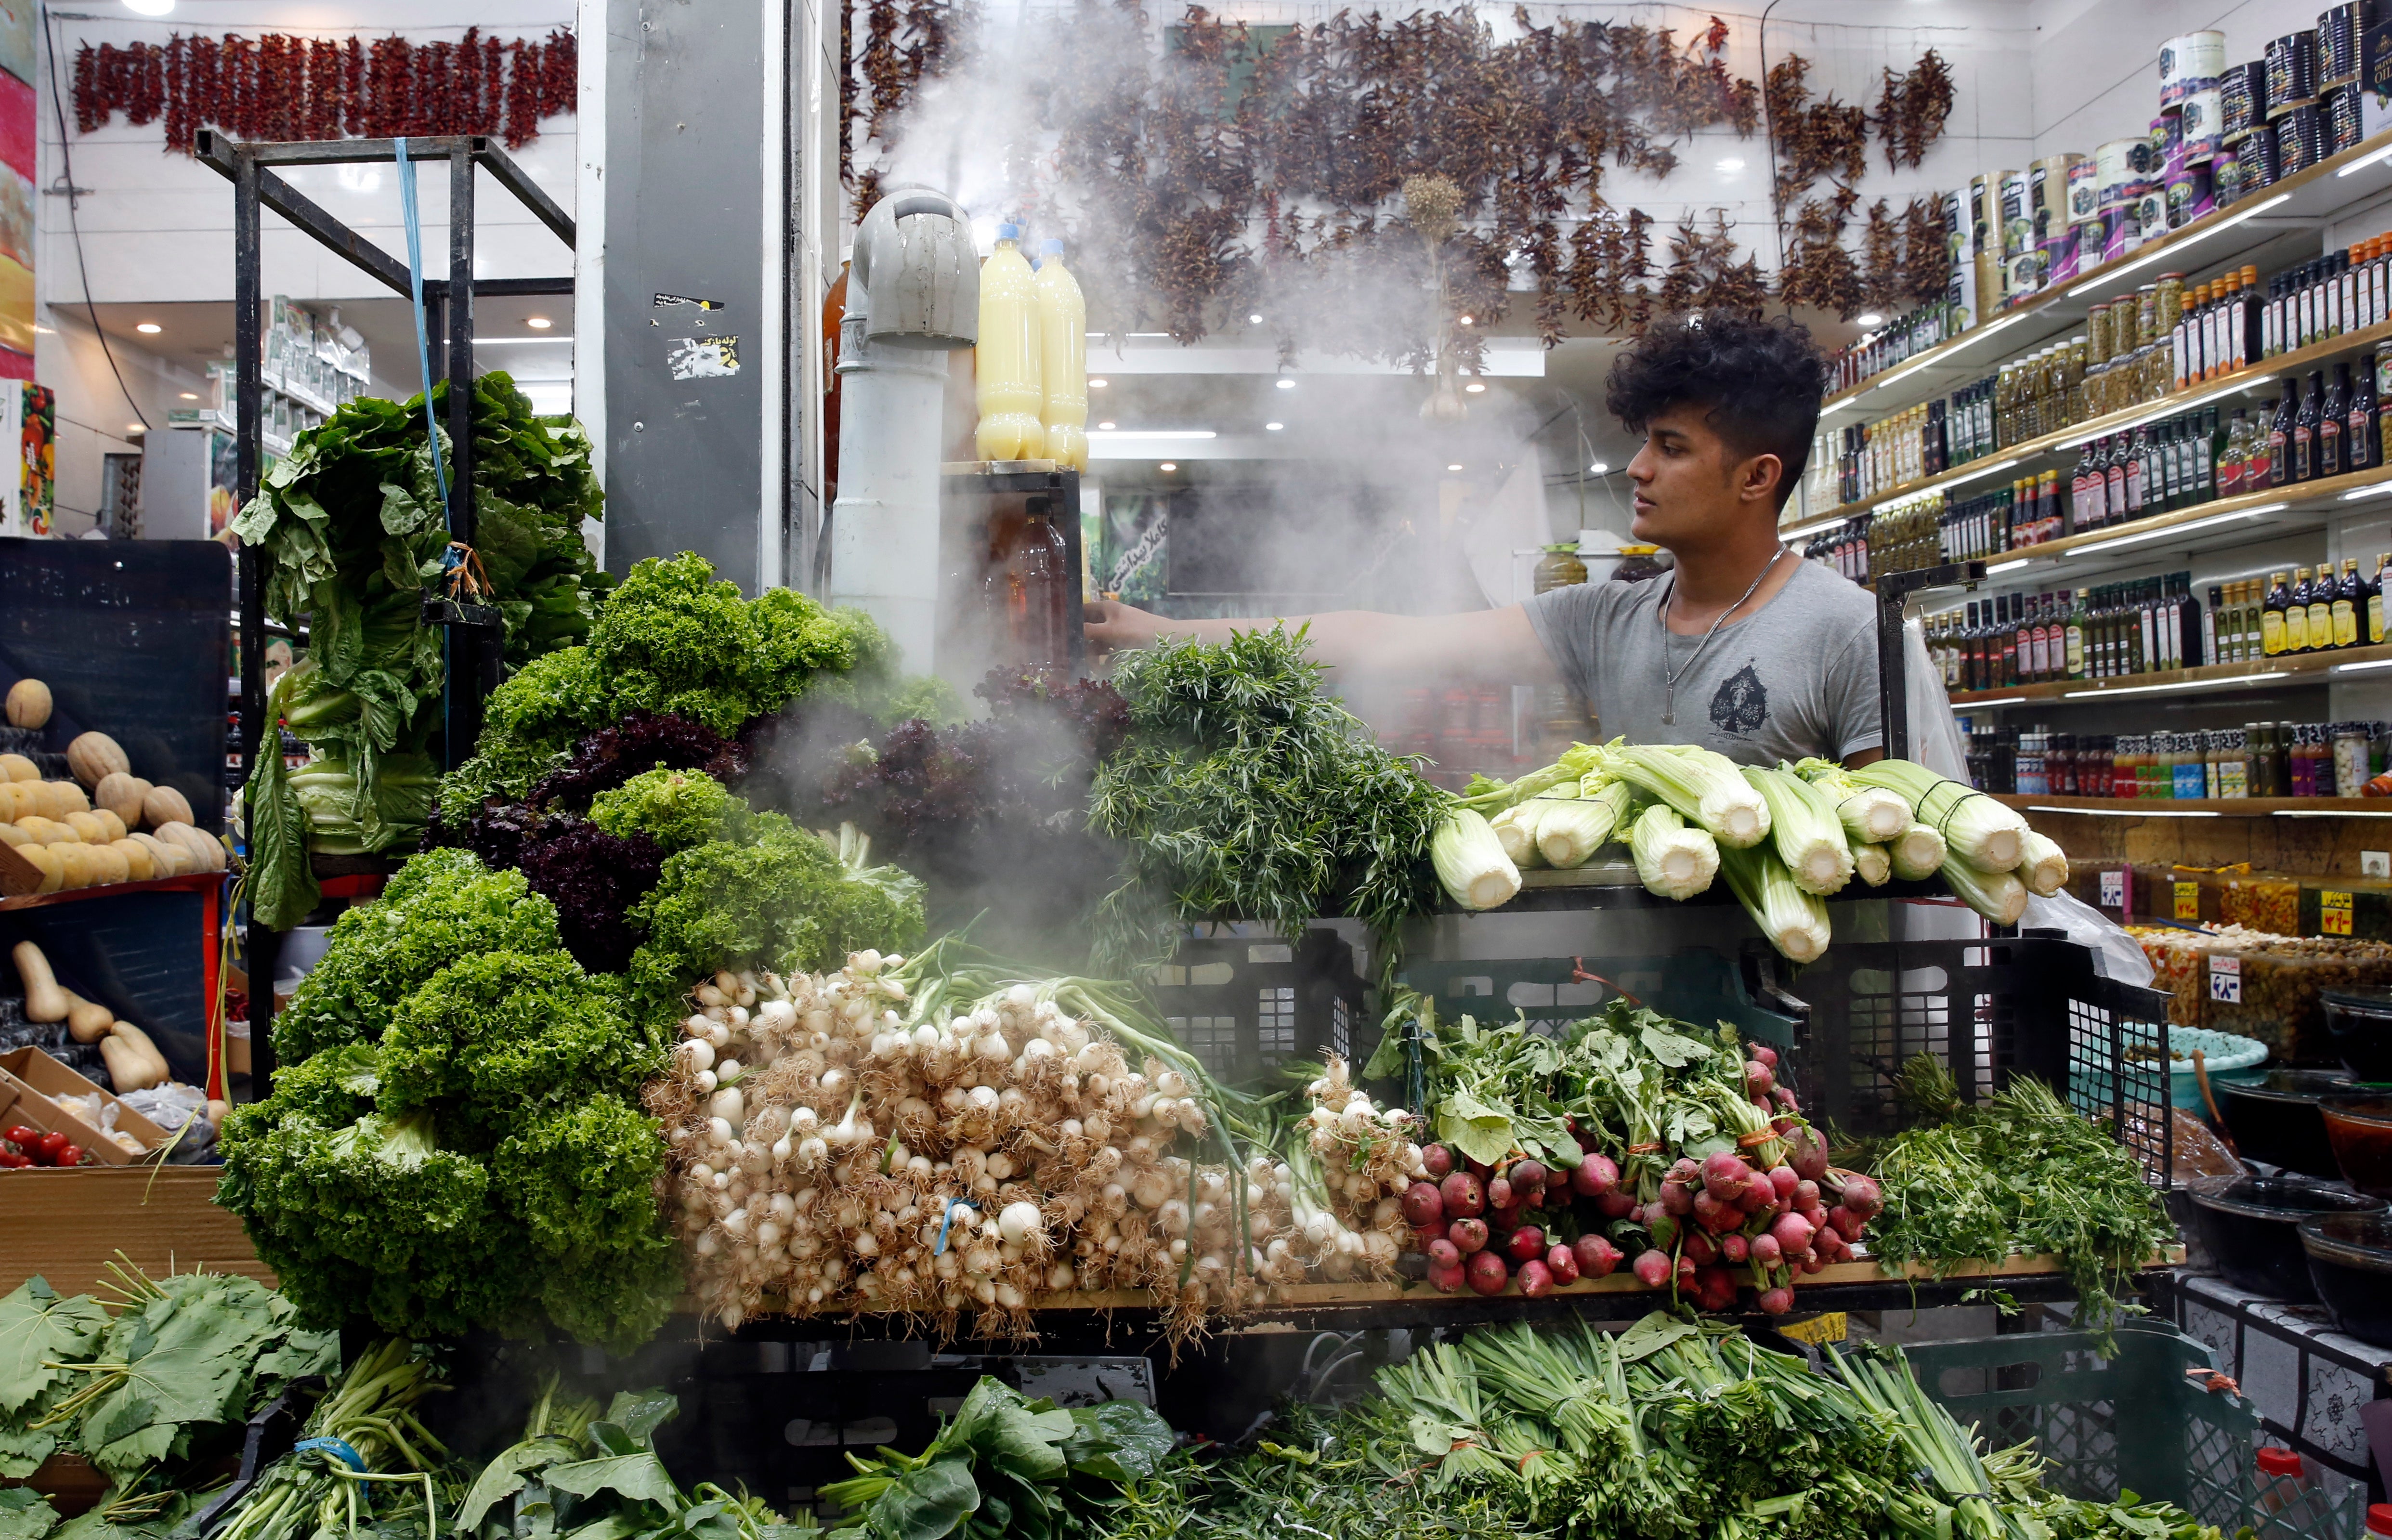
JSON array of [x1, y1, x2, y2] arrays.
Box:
[[2137, 927, 2392, 1058]]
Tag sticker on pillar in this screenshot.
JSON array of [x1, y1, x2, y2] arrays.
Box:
[[655, 293, 727, 311], [667, 336, 741, 379]]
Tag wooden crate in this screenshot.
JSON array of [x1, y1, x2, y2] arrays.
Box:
[[0, 1165, 269, 1297]]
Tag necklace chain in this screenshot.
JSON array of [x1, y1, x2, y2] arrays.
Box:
[[1659, 547, 1787, 726]]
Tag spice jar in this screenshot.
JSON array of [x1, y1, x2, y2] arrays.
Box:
[[1532, 543, 1588, 593], [2335, 721, 2371, 796], [2137, 283, 2163, 345]]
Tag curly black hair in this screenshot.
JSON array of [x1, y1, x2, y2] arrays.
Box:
[[1604, 313, 1827, 509]]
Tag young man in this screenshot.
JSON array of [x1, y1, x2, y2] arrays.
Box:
[[1084, 312, 1882, 769]]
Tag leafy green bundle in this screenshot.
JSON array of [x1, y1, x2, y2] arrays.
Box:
[[236, 374, 610, 927], [816, 1377, 1174, 1540], [1088, 627, 1450, 970], [0, 1267, 339, 1508], [218, 854, 680, 1352], [455, 1383, 786, 1540], [437, 552, 892, 826], [1863, 1057, 2176, 1349]]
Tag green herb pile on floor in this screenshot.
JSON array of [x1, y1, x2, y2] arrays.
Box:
[[0, 1264, 341, 1538], [1862, 1056, 2176, 1349], [1092, 1314, 2225, 1540], [1087, 626, 1453, 972], [236, 373, 611, 929], [809, 1377, 1174, 1540]]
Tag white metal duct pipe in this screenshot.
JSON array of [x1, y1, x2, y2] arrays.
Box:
[[827, 186, 977, 673]]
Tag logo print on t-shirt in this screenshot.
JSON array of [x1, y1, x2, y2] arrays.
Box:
[[1709, 664, 1769, 737]]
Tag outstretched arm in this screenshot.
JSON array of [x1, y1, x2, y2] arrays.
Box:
[[1084, 599, 1562, 688]]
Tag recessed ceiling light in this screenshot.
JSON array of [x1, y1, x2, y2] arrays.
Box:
[[135, 322, 162, 334], [1159, 462, 1177, 472], [179, 392, 199, 400], [1089, 378, 1109, 389], [1248, 313, 1263, 325], [1457, 315, 1474, 326], [527, 316, 553, 329], [1855, 312, 1887, 327], [1446, 463, 1464, 471], [1588, 461, 1608, 474], [1265, 421, 1284, 431], [1276, 378, 1295, 390], [127, 423, 145, 433], [1464, 381, 1487, 393], [1716, 157, 1745, 172], [1097, 421, 1117, 430]]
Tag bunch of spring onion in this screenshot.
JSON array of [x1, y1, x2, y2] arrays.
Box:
[[1840, 759, 2069, 924], [648, 947, 1427, 1339], [193, 1339, 449, 1540]]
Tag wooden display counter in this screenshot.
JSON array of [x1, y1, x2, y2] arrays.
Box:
[[0, 1165, 269, 1297]]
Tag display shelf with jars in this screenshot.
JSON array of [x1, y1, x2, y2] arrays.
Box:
[[1817, 126, 2392, 421], [1802, 279, 2392, 531]]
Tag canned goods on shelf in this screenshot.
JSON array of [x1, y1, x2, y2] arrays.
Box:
[[2267, 30, 2320, 109], [2222, 60, 2269, 137], [2318, 1, 2363, 86], [2277, 103, 2327, 175], [2160, 29, 2228, 105]]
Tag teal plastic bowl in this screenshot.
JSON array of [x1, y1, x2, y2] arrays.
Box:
[[2165, 1028, 2270, 1123], [2071, 1026, 2268, 1127]]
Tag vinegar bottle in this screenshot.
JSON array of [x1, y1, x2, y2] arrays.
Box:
[[974, 223, 1046, 461], [1033, 238, 1088, 472]]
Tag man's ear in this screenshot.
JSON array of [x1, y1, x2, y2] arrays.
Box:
[[1738, 451, 1784, 507]]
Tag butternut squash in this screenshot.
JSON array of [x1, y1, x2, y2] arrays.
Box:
[[12, 940, 67, 1020], [99, 1034, 154, 1093], [110, 1020, 169, 1086], [3, 679, 47, 729], [65, 732, 128, 789], [63, 992, 112, 1044]]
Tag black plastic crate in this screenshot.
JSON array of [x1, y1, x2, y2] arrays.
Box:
[[1149, 925, 1365, 1089], [1773, 930, 2174, 1185], [1399, 941, 1808, 1048]]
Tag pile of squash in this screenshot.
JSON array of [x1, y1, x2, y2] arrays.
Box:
[[0, 680, 224, 895]]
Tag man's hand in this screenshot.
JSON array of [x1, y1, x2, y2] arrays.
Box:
[[1084, 599, 1177, 657]]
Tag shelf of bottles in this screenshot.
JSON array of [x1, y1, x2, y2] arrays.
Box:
[[1935, 556, 2392, 706], [1817, 123, 2392, 420], [1965, 718, 2392, 801], [1806, 241, 2392, 539]]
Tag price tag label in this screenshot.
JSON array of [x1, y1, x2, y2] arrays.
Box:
[[1778, 1311, 1848, 1344], [2321, 890, 2354, 937], [2099, 869, 2127, 910], [2210, 954, 2243, 1003], [2174, 881, 2202, 921]]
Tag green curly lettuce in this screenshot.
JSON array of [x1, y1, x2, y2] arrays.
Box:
[[271, 848, 562, 1064], [588, 767, 737, 853]]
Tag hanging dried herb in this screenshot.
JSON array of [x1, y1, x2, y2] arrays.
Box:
[[1766, 54, 1869, 212], [1654, 212, 1770, 323], [1776, 190, 1863, 318], [1900, 196, 1953, 306], [1875, 50, 1956, 171]]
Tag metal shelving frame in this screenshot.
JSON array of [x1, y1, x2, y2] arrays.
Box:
[[196, 132, 575, 1094]]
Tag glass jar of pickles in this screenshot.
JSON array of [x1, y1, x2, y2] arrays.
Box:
[[2088, 301, 2115, 362], [2135, 283, 2161, 346]]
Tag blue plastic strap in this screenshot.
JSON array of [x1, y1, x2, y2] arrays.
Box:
[[392, 137, 455, 534], [294, 1436, 367, 1473], [933, 1198, 979, 1257]]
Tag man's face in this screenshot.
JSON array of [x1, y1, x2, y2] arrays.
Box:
[[1623, 403, 1783, 549]]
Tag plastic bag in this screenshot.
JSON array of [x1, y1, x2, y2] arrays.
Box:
[[1902, 617, 1972, 783], [2024, 888, 2157, 986]]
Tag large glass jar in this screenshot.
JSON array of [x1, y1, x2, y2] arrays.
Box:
[[2334, 721, 2371, 796]]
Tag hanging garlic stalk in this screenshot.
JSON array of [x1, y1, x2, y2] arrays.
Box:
[[1405, 173, 1470, 423]]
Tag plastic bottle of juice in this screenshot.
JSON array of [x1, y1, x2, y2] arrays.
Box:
[[1034, 238, 1088, 472], [975, 223, 1045, 461]]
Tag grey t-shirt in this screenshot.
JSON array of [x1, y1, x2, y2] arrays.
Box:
[[1522, 561, 1882, 767]]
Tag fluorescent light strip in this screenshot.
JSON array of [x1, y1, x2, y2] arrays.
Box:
[[1085, 429, 1217, 440], [1872, 356, 1938, 392], [1986, 557, 2034, 574], [2279, 808, 2392, 816], [2028, 804, 2223, 818], [473, 336, 573, 344], [2340, 141, 2392, 177], [2084, 194, 2293, 287], [1779, 515, 1848, 540], [1964, 695, 2028, 706], [2334, 657, 2392, 673], [2342, 481, 2392, 501], [1904, 456, 2021, 504], [2061, 669, 2285, 698], [2064, 505, 2274, 556]]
